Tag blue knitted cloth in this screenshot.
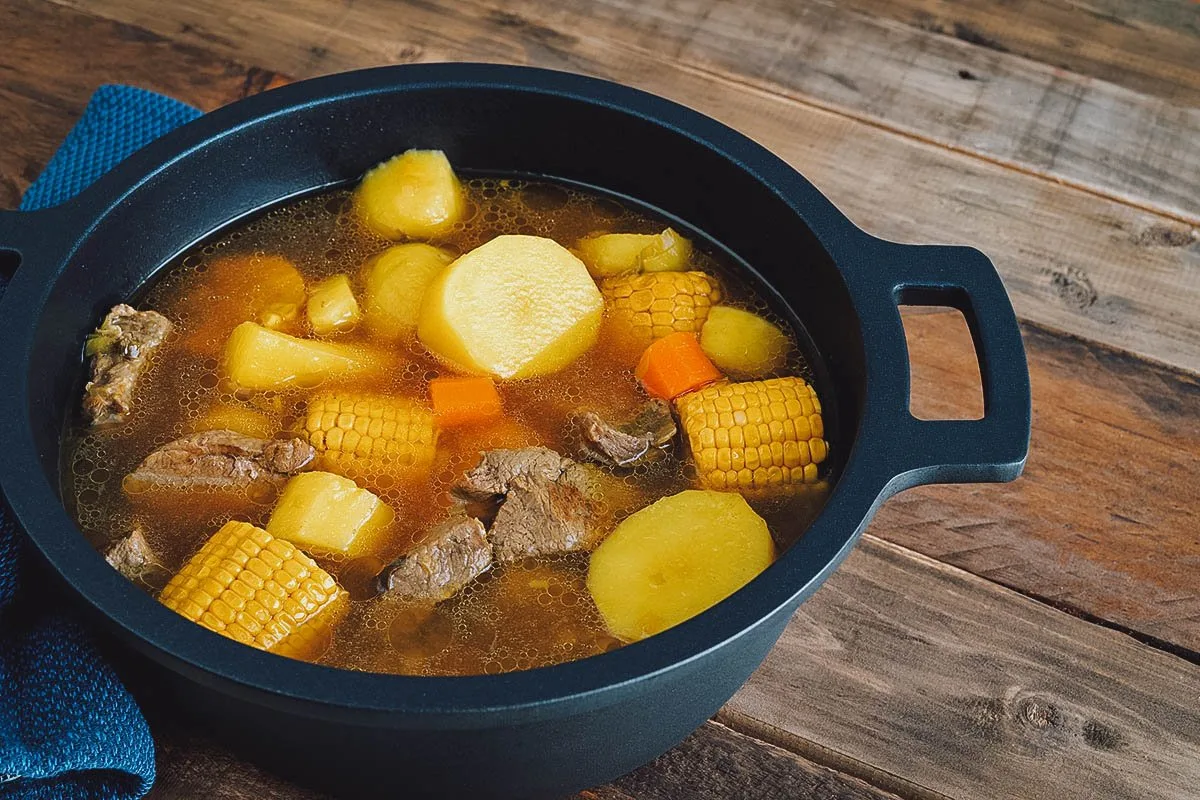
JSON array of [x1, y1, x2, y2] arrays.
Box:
[[1, 85, 202, 799]]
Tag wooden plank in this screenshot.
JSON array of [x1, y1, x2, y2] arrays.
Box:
[[64, 0, 1200, 222], [148, 720, 902, 800], [484, 0, 1200, 222], [896, 310, 1200, 652], [722, 534, 1200, 800], [59, 2, 1200, 374], [838, 0, 1200, 105], [0, 0, 286, 210]]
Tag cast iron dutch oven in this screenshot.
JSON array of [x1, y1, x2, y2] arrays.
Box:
[[0, 64, 1030, 798]]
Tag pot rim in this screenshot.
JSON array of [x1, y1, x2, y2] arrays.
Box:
[[0, 63, 1016, 723]]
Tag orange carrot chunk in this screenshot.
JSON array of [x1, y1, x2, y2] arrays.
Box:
[[635, 332, 723, 400], [430, 376, 503, 427]]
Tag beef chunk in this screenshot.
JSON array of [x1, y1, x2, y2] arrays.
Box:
[[454, 447, 602, 563], [104, 525, 167, 588], [83, 304, 173, 425], [572, 400, 677, 468], [378, 516, 493, 602], [126, 429, 315, 490]]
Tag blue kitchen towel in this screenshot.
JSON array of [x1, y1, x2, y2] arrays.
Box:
[[1, 84, 201, 799]]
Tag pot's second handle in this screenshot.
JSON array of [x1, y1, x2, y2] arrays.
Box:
[[0, 207, 63, 284], [866, 243, 1030, 494]]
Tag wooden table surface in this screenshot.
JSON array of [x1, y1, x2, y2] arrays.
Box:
[[3, 1, 1198, 798]]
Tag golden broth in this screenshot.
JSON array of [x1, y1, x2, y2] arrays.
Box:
[[62, 177, 828, 676]]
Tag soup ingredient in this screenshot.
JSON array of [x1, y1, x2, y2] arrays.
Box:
[[676, 377, 827, 494], [635, 332, 723, 401], [307, 274, 361, 335], [418, 235, 604, 379], [429, 376, 503, 428], [355, 149, 464, 240], [104, 525, 166, 587], [178, 255, 307, 349], [304, 391, 437, 480], [587, 490, 774, 642], [124, 429, 314, 492], [222, 322, 380, 391], [571, 400, 676, 468], [159, 520, 348, 658], [454, 447, 602, 563], [192, 404, 274, 439], [377, 515, 493, 602], [361, 243, 454, 339], [267, 471, 395, 558], [575, 228, 692, 277], [699, 306, 790, 379], [82, 304, 174, 425], [601, 271, 720, 345], [639, 228, 693, 273]]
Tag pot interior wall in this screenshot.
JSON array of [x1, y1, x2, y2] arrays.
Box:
[[30, 85, 866, 498]]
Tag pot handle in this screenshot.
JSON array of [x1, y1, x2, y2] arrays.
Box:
[[865, 242, 1031, 495], [0, 207, 67, 290]]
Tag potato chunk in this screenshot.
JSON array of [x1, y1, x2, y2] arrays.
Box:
[[699, 306, 790, 378], [575, 227, 692, 277], [267, 471, 394, 558], [222, 322, 379, 391], [361, 243, 454, 339], [587, 490, 775, 642], [307, 274, 360, 335], [355, 149, 464, 239], [418, 235, 604, 379]]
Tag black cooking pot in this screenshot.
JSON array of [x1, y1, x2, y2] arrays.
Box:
[[0, 64, 1030, 798]]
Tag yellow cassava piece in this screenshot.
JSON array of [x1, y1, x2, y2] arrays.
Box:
[[355, 149, 464, 239], [267, 472, 394, 558], [306, 274, 361, 335], [222, 322, 379, 391], [418, 235, 605, 379], [159, 521, 348, 659], [587, 490, 775, 642]]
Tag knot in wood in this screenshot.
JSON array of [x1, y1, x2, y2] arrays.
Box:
[[1017, 697, 1063, 731]]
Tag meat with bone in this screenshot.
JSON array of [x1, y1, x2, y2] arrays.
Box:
[[82, 304, 173, 425]]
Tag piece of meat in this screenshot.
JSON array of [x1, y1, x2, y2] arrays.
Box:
[[454, 447, 602, 563], [82, 304, 173, 425], [104, 525, 166, 587], [572, 400, 677, 468], [125, 429, 315, 491], [378, 516, 493, 602]]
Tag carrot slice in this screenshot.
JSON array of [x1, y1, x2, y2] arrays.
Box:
[[429, 376, 503, 427], [635, 332, 723, 400]]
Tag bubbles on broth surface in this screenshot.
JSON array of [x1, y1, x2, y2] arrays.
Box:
[[62, 176, 828, 677]]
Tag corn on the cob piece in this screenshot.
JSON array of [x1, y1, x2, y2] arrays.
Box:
[[601, 271, 721, 343], [676, 376, 827, 495], [159, 521, 348, 659], [304, 391, 437, 481]]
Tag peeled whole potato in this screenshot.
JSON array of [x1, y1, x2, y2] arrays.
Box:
[[361, 243, 455, 339], [355, 150, 465, 240], [699, 305, 790, 378], [418, 235, 605, 379], [587, 490, 775, 642]]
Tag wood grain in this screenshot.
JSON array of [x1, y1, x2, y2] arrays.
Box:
[[60, 0, 1200, 375], [839, 0, 1200, 105], [0, 0, 285, 210], [898, 310, 1200, 653], [474, 0, 1200, 221], [723, 535, 1200, 800], [148, 720, 902, 800]]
